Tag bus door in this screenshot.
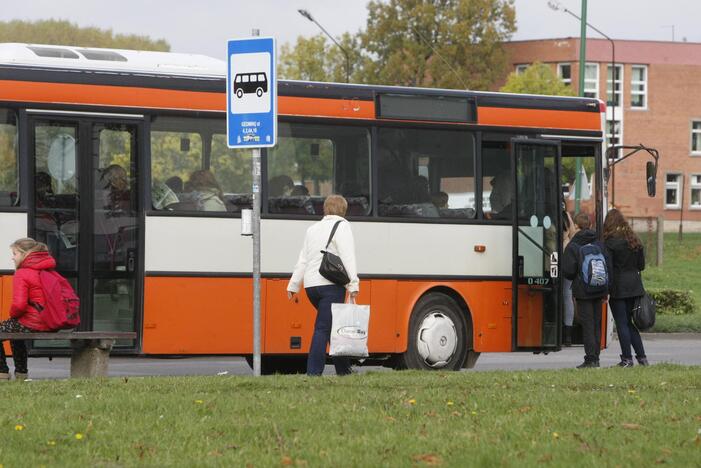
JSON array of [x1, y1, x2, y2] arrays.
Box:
[[28, 113, 142, 351], [511, 139, 562, 351]]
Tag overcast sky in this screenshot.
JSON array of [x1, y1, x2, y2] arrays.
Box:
[[1, 0, 699, 58]]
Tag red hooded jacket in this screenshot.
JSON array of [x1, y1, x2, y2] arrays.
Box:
[[10, 251, 56, 331]]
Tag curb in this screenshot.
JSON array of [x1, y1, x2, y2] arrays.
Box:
[[641, 332, 701, 340]]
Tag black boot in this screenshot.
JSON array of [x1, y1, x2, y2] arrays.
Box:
[[636, 356, 649, 366], [563, 326, 573, 347]]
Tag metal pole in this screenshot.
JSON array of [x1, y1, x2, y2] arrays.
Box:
[[251, 151, 261, 376], [678, 175, 685, 242], [575, 0, 588, 214], [251, 28, 262, 377], [657, 215, 664, 266]]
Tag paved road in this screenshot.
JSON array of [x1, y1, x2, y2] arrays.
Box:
[[17, 334, 701, 380]]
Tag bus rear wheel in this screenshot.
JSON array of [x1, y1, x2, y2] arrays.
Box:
[[256, 87, 264, 97], [398, 293, 468, 371]]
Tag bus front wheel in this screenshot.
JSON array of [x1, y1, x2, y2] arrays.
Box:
[[236, 89, 243, 98], [399, 293, 469, 371]]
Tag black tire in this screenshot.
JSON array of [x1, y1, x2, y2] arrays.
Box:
[[397, 293, 469, 371], [245, 355, 307, 375], [236, 88, 243, 98], [256, 87, 263, 97]]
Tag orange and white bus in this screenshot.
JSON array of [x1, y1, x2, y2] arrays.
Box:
[[0, 43, 629, 372]]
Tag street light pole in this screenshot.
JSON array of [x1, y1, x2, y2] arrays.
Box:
[[549, 1, 617, 209], [298, 9, 350, 83]]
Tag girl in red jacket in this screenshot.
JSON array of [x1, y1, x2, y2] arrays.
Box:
[[1, 238, 54, 380]]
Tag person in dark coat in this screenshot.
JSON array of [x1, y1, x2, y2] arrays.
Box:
[[562, 212, 610, 368], [603, 209, 648, 367]]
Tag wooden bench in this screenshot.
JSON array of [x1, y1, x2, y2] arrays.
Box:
[[0, 331, 137, 378]]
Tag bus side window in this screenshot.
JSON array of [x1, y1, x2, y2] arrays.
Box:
[[377, 127, 476, 219], [267, 122, 370, 216], [0, 109, 19, 207], [482, 141, 512, 220]]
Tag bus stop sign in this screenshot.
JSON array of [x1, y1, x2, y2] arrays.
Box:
[[227, 37, 277, 148]]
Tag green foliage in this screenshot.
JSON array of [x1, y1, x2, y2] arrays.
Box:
[[0, 121, 17, 194], [1, 367, 700, 466], [500, 62, 575, 96], [648, 289, 695, 315], [359, 0, 516, 89], [279, 0, 516, 89], [0, 19, 169, 51], [279, 33, 360, 82], [643, 233, 701, 331]]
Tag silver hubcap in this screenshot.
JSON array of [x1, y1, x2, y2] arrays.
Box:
[[416, 312, 458, 368]]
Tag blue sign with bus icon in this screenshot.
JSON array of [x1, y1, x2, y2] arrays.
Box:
[[227, 37, 276, 148]]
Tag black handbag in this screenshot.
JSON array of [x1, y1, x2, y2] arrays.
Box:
[[319, 220, 351, 286], [632, 292, 656, 331]]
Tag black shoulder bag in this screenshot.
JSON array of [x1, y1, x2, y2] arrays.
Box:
[[632, 292, 656, 331], [319, 220, 351, 286]]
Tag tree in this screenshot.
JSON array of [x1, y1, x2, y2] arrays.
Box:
[[358, 0, 516, 89], [279, 33, 361, 82], [279, 0, 516, 90], [500, 62, 575, 96], [0, 19, 169, 51]]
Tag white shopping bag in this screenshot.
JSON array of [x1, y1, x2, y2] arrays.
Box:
[[329, 303, 370, 358]]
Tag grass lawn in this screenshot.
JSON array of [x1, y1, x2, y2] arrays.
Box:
[[641, 233, 701, 332], [1, 366, 700, 466]]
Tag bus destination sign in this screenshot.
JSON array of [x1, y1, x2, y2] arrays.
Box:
[[227, 37, 277, 148]]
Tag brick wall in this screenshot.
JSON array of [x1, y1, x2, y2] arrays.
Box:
[[502, 39, 701, 229]]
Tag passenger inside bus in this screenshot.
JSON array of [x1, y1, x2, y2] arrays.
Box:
[[431, 191, 449, 209], [488, 170, 512, 220], [268, 175, 294, 197], [35, 171, 54, 208], [99, 164, 130, 213], [184, 169, 226, 212]]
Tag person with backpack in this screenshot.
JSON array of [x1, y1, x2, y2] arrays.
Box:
[[603, 209, 649, 367], [562, 212, 611, 369], [1, 239, 55, 380]]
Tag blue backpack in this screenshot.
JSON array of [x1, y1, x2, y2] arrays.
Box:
[[578, 242, 609, 296]]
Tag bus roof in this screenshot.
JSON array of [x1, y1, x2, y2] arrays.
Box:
[[0, 43, 226, 77]]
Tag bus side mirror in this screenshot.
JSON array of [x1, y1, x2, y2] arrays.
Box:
[[646, 161, 656, 197]]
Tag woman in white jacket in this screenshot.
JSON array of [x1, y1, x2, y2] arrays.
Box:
[[287, 195, 359, 376]]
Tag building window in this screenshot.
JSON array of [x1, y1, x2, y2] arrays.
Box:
[[515, 64, 528, 75], [691, 175, 701, 209], [607, 64, 623, 107], [665, 173, 681, 209], [691, 121, 701, 155], [631, 65, 647, 109], [583, 63, 599, 98], [557, 63, 572, 86], [606, 120, 622, 158]]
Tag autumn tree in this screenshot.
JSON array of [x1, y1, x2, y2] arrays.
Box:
[[279, 33, 361, 82], [0, 19, 169, 51], [279, 0, 515, 90], [358, 0, 516, 89], [500, 62, 575, 96]]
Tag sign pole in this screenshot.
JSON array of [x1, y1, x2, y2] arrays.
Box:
[[227, 35, 276, 377], [252, 148, 261, 377]]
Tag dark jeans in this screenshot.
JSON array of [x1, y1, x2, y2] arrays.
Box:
[[577, 299, 602, 363], [0, 318, 32, 374], [305, 285, 352, 376], [611, 298, 646, 360]]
